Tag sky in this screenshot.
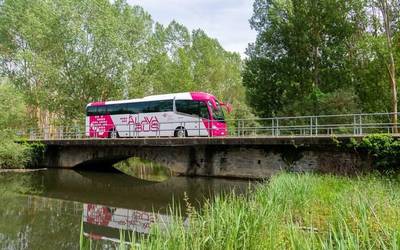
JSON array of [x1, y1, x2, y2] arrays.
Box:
[[127, 0, 257, 57]]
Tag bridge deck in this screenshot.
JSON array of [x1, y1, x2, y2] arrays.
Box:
[[27, 135, 400, 147]]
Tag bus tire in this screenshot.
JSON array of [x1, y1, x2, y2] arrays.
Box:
[[174, 127, 187, 138], [109, 128, 119, 139]]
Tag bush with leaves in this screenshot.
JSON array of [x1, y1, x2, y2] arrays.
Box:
[[0, 82, 37, 169], [0, 131, 32, 169], [351, 134, 400, 171]]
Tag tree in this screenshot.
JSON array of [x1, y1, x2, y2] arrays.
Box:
[[0, 0, 250, 128], [244, 0, 365, 117], [371, 0, 399, 131], [0, 81, 33, 168], [0, 81, 27, 130], [0, 0, 155, 125], [244, 0, 400, 119]]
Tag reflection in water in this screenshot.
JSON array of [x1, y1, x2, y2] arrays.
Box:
[[0, 169, 253, 249], [113, 157, 172, 182], [82, 203, 184, 244], [37, 169, 251, 212]]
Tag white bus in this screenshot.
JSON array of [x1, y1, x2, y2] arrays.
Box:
[[85, 92, 229, 138]]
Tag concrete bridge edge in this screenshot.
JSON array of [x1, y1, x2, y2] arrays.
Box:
[[37, 143, 371, 179]]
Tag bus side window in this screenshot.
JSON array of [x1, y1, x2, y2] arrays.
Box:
[[176, 100, 203, 117], [158, 100, 173, 112], [107, 105, 117, 115], [117, 104, 128, 114], [142, 100, 173, 113], [97, 106, 107, 115], [87, 106, 97, 116], [128, 102, 144, 114], [143, 101, 160, 113], [199, 101, 209, 119]]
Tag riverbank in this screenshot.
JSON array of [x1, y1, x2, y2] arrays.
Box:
[[0, 168, 47, 173], [133, 173, 400, 249]]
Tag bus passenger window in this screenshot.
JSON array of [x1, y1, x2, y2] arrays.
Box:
[[158, 100, 173, 112], [127, 102, 145, 114], [97, 106, 107, 115], [86, 106, 97, 116], [175, 100, 209, 118], [176, 100, 199, 116], [199, 102, 209, 119]]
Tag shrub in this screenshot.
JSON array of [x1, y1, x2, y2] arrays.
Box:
[[0, 83, 39, 169], [0, 132, 32, 169], [352, 134, 400, 171]]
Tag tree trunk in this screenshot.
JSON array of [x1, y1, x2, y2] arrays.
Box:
[[380, 0, 398, 132], [388, 54, 398, 132]]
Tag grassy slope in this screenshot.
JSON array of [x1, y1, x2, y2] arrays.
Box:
[[134, 173, 400, 249]]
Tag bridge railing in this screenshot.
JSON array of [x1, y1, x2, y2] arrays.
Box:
[[234, 112, 398, 137], [21, 112, 399, 140]]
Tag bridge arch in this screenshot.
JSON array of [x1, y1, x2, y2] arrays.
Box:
[[41, 145, 207, 176]]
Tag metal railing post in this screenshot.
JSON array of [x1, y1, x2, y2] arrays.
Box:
[[241, 120, 244, 136], [208, 120, 211, 137], [199, 118, 201, 137], [359, 114, 363, 135], [59, 126, 63, 139], [44, 127, 49, 140], [29, 129, 35, 140], [272, 119, 275, 136], [237, 120, 240, 137], [276, 118, 280, 136]]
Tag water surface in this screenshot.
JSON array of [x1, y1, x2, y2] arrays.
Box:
[[0, 169, 252, 249]]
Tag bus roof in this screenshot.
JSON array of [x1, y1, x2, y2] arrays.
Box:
[[87, 92, 217, 107]]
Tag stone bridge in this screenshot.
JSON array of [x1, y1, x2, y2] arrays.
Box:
[[28, 136, 377, 179]]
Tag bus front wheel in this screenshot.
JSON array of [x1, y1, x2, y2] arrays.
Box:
[[174, 127, 187, 138]]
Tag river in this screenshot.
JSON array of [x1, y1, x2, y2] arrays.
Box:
[[0, 168, 252, 249]]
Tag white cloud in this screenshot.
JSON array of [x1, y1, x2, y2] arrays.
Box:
[[126, 0, 256, 57]]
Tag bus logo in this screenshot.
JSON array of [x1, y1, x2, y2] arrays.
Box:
[[128, 116, 160, 132]]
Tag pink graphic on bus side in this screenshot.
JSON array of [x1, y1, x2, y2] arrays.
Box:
[[89, 115, 115, 138]]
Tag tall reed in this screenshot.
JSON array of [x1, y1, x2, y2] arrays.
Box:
[[133, 173, 400, 249]]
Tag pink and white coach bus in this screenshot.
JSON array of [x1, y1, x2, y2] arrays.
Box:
[[85, 92, 229, 138]]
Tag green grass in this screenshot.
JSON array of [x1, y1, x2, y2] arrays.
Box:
[[129, 173, 400, 249]]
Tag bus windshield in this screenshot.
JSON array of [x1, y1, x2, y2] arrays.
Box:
[[208, 101, 225, 122]]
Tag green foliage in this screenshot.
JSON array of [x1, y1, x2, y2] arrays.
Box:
[[244, 0, 400, 117], [244, 0, 364, 117], [0, 82, 39, 168], [0, 0, 250, 127], [23, 141, 45, 168], [0, 132, 32, 169], [352, 134, 400, 170], [129, 173, 400, 249], [0, 83, 28, 129]]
